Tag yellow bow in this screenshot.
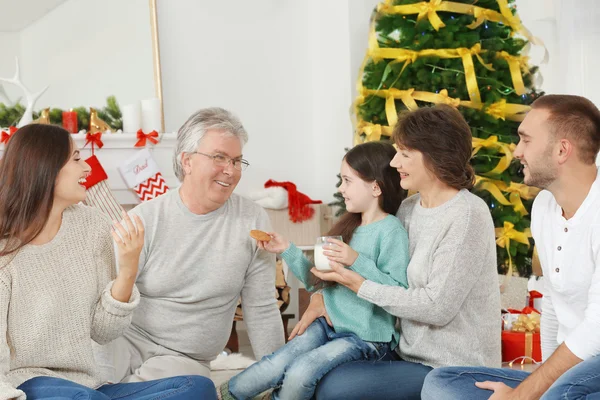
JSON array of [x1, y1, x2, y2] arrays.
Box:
[[475, 176, 529, 216], [467, 7, 501, 29], [496, 221, 531, 250], [475, 176, 534, 216], [499, 181, 541, 201], [471, 136, 515, 176], [486, 99, 531, 121], [472, 135, 500, 156], [496, 221, 532, 278], [355, 121, 394, 144], [496, 181, 541, 216], [379, 0, 446, 31]]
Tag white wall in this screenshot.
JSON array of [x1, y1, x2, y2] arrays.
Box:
[[516, 0, 560, 95], [15, 0, 155, 110], [0, 32, 22, 103], [158, 0, 353, 203]]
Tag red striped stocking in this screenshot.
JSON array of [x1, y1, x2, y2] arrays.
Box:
[[82, 155, 124, 221]]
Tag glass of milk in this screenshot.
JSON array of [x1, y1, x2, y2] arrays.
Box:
[[314, 236, 343, 271]]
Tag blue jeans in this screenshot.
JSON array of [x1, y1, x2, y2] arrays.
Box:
[[18, 375, 217, 400], [315, 352, 433, 400], [421, 355, 600, 399], [228, 318, 390, 400]]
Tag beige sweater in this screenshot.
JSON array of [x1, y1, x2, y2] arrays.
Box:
[[0, 205, 140, 400], [358, 190, 501, 368]]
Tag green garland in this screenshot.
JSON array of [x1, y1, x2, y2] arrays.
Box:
[[0, 96, 122, 131]]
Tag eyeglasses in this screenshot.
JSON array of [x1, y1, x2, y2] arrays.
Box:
[[194, 152, 250, 171]]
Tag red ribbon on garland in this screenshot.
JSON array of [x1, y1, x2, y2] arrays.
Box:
[[85, 132, 104, 155], [134, 129, 159, 147], [1, 126, 18, 144]]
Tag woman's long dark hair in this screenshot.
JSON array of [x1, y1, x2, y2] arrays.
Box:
[[0, 124, 72, 256], [327, 141, 405, 244]]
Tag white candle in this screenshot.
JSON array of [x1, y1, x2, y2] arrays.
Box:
[[122, 102, 141, 133], [141, 97, 162, 133]]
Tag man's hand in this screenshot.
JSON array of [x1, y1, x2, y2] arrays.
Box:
[[288, 293, 332, 340], [475, 381, 515, 399]]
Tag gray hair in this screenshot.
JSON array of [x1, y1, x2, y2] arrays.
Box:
[[173, 107, 249, 181]]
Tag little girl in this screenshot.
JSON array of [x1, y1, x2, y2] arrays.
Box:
[[218, 141, 410, 400]]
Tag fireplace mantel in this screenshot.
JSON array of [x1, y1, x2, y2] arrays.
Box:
[[0, 132, 180, 206]]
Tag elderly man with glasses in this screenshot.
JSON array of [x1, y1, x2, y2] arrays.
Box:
[[113, 107, 285, 383]]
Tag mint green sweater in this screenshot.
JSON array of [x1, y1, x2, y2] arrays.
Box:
[[281, 215, 409, 348]]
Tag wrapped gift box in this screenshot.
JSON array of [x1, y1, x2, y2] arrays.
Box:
[[501, 307, 541, 363], [502, 331, 541, 363]]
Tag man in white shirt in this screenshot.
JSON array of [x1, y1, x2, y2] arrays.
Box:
[[421, 94, 600, 400]]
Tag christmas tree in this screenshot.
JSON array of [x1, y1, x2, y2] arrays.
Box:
[[339, 0, 545, 277]]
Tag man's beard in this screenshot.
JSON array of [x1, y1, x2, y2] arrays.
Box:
[[525, 147, 557, 189]]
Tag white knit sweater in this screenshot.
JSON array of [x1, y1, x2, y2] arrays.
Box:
[[0, 205, 140, 399]]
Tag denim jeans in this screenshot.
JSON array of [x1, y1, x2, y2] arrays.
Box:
[[315, 352, 433, 400], [421, 355, 600, 399], [228, 318, 390, 400], [18, 375, 217, 400]]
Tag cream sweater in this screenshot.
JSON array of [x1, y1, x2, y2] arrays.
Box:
[[0, 205, 140, 400]]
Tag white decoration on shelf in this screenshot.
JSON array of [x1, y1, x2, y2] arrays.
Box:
[[141, 97, 161, 133], [0, 57, 49, 127], [122, 102, 142, 133], [248, 187, 288, 209]]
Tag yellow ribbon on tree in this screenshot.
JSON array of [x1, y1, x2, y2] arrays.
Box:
[[457, 47, 480, 104], [498, 51, 529, 95], [496, 221, 532, 278], [472, 136, 514, 176], [496, 0, 549, 63], [377, 0, 549, 63], [472, 135, 500, 156], [475, 176, 533, 216], [379, 0, 447, 31], [386, 95, 400, 127], [475, 176, 512, 207], [368, 44, 493, 106], [457, 44, 495, 104], [369, 47, 454, 64], [467, 6, 502, 29], [413, 89, 461, 107], [496, 181, 541, 216], [497, 181, 541, 201], [486, 99, 531, 121], [355, 121, 394, 144]]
